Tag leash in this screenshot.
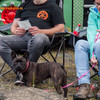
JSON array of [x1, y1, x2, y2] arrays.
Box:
[[45, 32, 100, 91], [45, 52, 96, 91], [45, 64, 95, 91]]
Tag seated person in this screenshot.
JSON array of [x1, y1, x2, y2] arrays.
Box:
[[0, 0, 65, 84], [74, 0, 100, 99]]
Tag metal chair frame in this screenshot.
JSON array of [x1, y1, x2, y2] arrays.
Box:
[[0, 23, 70, 76]]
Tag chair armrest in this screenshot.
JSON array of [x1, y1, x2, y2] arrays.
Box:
[[78, 27, 87, 38], [50, 31, 73, 45], [0, 23, 12, 35], [0, 23, 12, 31], [54, 31, 73, 36]]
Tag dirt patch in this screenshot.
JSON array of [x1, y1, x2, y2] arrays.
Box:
[[0, 87, 66, 100]]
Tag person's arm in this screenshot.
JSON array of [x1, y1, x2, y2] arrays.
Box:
[[11, 18, 20, 34], [11, 18, 26, 35], [87, 11, 98, 65], [40, 24, 65, 35], [11, 2, 27, 35], [28, 24, 64, 36], [87, 12, 97, 59]]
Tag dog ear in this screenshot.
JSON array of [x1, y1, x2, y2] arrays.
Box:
[[23, 51, 29, 60], [11, 51, 16, 60]]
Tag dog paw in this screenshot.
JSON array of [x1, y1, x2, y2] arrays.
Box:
[[14, 80, 24, 86]]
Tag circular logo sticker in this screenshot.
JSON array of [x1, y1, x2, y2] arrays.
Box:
[[37, 10, 48, 20]]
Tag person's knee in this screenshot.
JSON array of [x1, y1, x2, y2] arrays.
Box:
[[75, 40, 87, 51], [31, 33, 50, 46]]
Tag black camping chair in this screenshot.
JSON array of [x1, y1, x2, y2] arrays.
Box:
[[0, 0, 72, 76]]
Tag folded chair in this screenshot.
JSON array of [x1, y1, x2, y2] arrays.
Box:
[[0, 0, 72, 76]]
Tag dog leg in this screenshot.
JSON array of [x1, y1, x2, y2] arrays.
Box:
[[53, 78, 62, 95], [54, 84, 62, 95], [61, 76, 68, 97], [24, 71, 34, 87]]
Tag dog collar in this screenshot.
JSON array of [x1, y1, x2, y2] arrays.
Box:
[[20, 61, 30, 73]]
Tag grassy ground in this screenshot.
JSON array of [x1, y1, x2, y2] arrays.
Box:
[[0, 46, 100, 100]]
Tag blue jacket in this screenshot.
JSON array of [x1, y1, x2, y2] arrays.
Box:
[[87, 6, 100, 59]]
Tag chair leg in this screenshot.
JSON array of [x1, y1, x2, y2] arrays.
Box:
[[90, 72, 98, 79], [0, 69, 12, 76], [49, 36, 65, 68], [63, 36, 65, 68], [0, 62, 12, 76], [49, 51, 57, 62], [41, 55, 49, 62], [42, 36, 65, 69], [0, 62, 6, 73], [89, 63, 99, 78]]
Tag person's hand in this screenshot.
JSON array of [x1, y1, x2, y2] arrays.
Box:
[[28, 26, 41, 35], [91, 56, 98, 65], [96, 30, 100, 32], [16, 27, 26, 36]]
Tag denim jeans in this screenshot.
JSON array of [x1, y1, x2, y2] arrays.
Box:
[[0, 33, 50, 68], [75, 39, 100, 85]]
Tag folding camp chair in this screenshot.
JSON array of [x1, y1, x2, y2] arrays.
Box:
[[0, 0, 71, 76]]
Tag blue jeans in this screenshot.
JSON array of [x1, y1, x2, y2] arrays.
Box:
[[0, 33, 50, 68], [75, 39, 100, 85]]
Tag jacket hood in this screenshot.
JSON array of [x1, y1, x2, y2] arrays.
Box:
[[90, 6, 100, 17]]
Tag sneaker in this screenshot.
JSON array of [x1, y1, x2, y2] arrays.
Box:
[[74, 83, 91, 99], [14, 72, 24, 85]]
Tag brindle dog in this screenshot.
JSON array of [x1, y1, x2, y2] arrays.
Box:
[[11, 51, 67, 97]]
